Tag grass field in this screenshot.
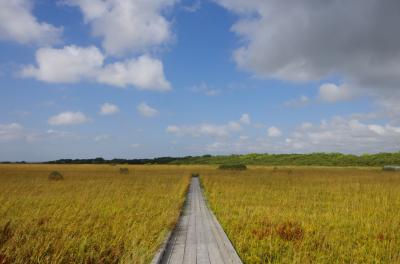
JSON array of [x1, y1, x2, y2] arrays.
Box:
[[201, 167, 400, 263], [2, 165, 400, 263], [0, 165, 190, 264]]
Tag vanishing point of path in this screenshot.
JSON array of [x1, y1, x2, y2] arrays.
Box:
[[153, 177, 243, 264]]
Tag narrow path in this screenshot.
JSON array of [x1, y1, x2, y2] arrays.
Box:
[[154, 177, 243, 264]]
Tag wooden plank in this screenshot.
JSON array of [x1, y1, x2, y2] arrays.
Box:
[[154, 177, 243, 264], [195, 178, 210, 264], [198, 186, 225, 264], [183, 182, 196, 264]]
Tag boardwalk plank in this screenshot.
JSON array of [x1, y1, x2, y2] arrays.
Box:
[[156, 178, 242, 264]]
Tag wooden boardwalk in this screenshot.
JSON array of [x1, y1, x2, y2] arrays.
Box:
[[153, 177, 243, 264]]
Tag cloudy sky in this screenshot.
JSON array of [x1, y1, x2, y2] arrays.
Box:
[[1, 0, 400, 161]]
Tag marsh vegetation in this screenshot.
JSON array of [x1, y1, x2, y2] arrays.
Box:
[[201, 167, 400, 263], [0, 165, 190, 263]]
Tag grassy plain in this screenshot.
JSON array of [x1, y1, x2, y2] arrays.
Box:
[[2, 165, 400, 263], [0, 164, 190, 264], [201, 167, 400, 263]]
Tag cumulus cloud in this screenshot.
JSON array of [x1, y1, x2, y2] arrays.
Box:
[[318, 83, 355, 103], [0, 123, 76, 142], [98, 55, 171, 90], [284, 95, 310, 108], [166, 123, 240, 137], [166, 125, 181, 133], [191, 82, 221, 96], [137, 102, 159, 117], [48, 111, 89, 126], [94, 134, 110, 141], [0, 0, 62, 45], [166, 115, 248, 138], [182, 0, 201, 13], [44, 129, 77, 140], [267, 126, 282, 137], [100, 102, 119, 115], [284, 117, 400, 153], [190, 117, 400, 154], [215, 0, 400, 96], [65, 0, 177, 55], [21, 45, 171, 90], [0, 123, 24, 141], [239, 113, 251, 125], [21, 45, 103, 83]]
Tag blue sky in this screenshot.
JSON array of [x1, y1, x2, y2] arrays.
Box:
[[1, 0, 400, 161]]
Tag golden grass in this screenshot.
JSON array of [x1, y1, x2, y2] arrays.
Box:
[[0, 164, 191, 264], [2, 165, 400, 263], [201, 167, 400, 263]]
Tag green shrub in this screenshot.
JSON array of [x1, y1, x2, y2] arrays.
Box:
[[48, 171, 64, 181], [218, 164, 247, 170]]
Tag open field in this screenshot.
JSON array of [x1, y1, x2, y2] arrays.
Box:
[[2, 165, 400, 263], [0, 165, 190, 264], [201, 167, 400, 263]]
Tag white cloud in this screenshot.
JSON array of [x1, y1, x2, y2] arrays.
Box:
[[0, 0, 62, 45], [227, 121, 242, 131], [100, 102, 119, 115], [188, 116, 400, 154], [21, 46, 171, 91], [137, 102, 159, 117], [166, 116, 245, 138], [166, 125, 181, 134], [239, 113, 251, 125], [65, 0, 177, 55], [48, 111, 89, 126], [21, 45, 103, 83], [182, 1, 201, 13], [45, 129, 76, 139], [318, 83, 355, 103], [215, 0, 400, 99], [300, 122, 313, 130], [94, 134, 110, 141], [167, 124, 230, 137], [131, 143, 140, 148], [0, 123, 24, 141], [98, 55, 171, 90], [191, 82, 221, 96], [284, 117, 400, 153], [267, 126, 282, 137], [284, 95, 310, 107], [0, 123, 76, 142], [368, 124, 386, 136]]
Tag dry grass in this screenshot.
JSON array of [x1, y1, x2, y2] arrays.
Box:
[[2, 164, 400, 263], [0, 164, 191, 264], [200, 166, 400, 263]]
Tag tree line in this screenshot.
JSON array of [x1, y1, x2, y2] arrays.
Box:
[[30, 152, 400, 166]]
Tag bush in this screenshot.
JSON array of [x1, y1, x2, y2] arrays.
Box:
[[191, 173, 200, 177], [119, 168, 129, 174], [218, 164, 247, 170], [48, 171, 64, 181]]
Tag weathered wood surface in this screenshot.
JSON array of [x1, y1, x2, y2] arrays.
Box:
[[154, 177, 242, 264]]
